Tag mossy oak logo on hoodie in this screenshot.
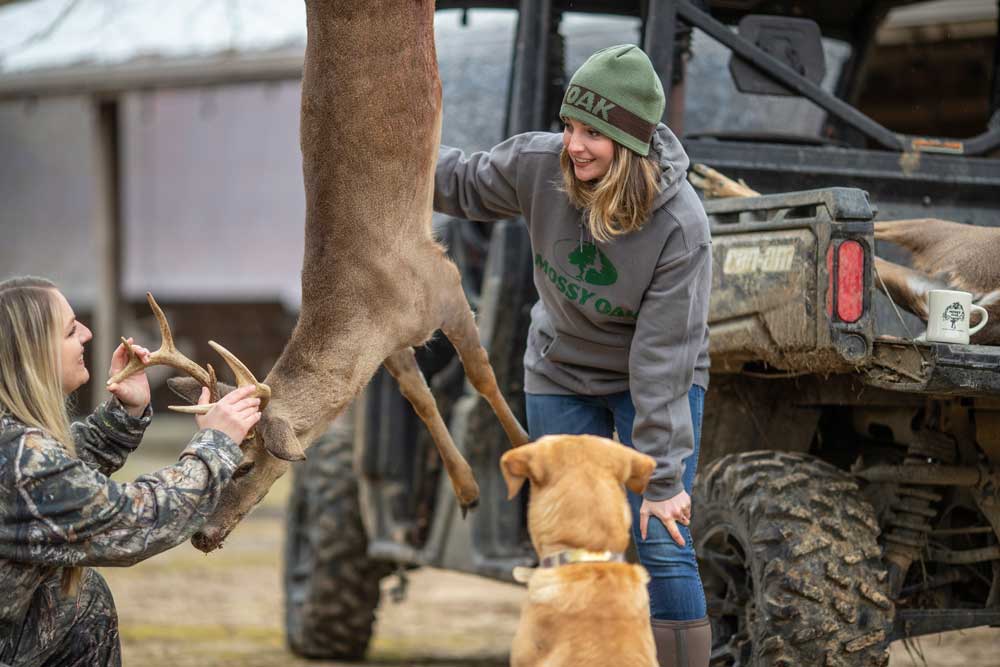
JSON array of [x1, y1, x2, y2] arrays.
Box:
[[535, 240, 636, 320], [558, 240, 618, 286]]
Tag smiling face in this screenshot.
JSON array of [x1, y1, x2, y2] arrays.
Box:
[[562, 117, 616, 182], [52, 290, 93, 395]]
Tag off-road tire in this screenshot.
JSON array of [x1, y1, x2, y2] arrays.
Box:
[[693, 451, 893, 667], [284, 417, 391, 660]]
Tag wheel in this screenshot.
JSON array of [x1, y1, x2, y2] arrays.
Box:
[[284, 411, 392, 659], [692, 451, 893, 667]]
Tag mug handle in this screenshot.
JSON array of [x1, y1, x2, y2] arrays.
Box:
[[969, 305, 990, 336]]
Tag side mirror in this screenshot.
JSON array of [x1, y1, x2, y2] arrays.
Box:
[[729, 15, 826, 96]]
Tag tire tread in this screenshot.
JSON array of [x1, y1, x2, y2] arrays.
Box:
[[694, 451, 893, 666]]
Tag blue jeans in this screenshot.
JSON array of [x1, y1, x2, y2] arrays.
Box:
[[526, 386, 707, 621]]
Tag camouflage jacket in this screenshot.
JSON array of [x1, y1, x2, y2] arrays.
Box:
[[0, 400, 242, 640]]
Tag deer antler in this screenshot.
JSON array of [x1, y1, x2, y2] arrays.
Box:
[[109, 292, 269, 416], [108, 293, 218, 400], [168, 341, 271, 414], [688, 163, 760, 199]]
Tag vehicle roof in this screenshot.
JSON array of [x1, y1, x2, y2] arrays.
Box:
[[435, 0, 934, 41]]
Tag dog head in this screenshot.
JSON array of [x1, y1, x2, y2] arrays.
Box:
[[500, 435, 655, 556]]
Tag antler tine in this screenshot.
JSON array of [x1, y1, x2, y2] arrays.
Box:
[[146, 292, 176, 353], [206, 364, 220, 403], [109, 336, 146, 385], [108, 292, 213, 390], [169, 364, 221, 415], [167, 341, 271, 416], [208, 340, 271, 409]]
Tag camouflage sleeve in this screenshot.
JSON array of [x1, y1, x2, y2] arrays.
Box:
[[70, 398, 152, 476], [0, 427, 241, 568]]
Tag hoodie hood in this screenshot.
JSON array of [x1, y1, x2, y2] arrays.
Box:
[[650, 123, 690, 210]]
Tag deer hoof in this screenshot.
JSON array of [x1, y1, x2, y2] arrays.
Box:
[[460, 497, 480, 519]]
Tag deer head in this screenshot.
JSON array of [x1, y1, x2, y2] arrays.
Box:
[[166, 375, 303, 552], [110, 293, 307, 552]]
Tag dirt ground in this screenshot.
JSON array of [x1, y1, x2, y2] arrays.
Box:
[[102, 448, 1000, 667]]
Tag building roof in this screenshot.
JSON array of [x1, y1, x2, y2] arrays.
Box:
[[1, 0, 995, 100], [0, 1, 521, 98], [0, 0, 306, 74]]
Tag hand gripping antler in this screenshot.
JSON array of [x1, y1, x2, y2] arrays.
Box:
[[168, 340, 271, 414], [108, 293, 218, 398]]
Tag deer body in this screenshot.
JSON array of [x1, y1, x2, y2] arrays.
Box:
[[875, 218, 1000, 344], [158, 0, 530, 551]]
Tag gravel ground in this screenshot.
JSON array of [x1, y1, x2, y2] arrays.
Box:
[[100, 449, 1000, 667]]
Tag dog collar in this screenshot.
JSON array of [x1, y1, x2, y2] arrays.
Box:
[[539, 549, 627, 568]]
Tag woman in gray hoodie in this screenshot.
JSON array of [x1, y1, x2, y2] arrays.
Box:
[[435, 45, 712, 666]]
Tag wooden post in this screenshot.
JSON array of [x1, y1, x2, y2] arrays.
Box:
[[90, 98, 121, 410]]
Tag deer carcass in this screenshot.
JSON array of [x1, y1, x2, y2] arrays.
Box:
[[875, 218, 1000, 344], [111, 0, 529, 552]]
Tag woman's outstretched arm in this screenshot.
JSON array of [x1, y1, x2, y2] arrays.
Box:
[[0, 423, 240, 568]]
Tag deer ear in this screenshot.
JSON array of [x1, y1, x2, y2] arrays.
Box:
[[167, 377, 203, 405], [167, 377, 237, 404], [620, 449, 656, 495], [500, 443, 545, 500], [257, 414, 306, 462]]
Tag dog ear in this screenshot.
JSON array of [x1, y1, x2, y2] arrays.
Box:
[[500, 444, 545, 499], [620, 449, 656, 495]]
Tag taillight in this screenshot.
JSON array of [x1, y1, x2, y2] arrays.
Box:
[[826, 240, 864, 323]]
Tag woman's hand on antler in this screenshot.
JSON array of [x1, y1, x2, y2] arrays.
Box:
[[195, 385, 262, 445], [107, 337, 151, 417]]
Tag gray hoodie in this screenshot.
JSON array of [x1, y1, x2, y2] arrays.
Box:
[[434, 124, 711, 501]]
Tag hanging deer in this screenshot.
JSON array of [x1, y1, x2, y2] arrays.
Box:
[[109, 0, 530, 552], [874, 218, 1000, 344]]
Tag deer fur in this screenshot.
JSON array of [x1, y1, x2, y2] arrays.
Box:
[[875, 219, 1000, 344], [173, 0, 529, 553]]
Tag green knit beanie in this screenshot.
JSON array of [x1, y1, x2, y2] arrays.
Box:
[[560, 44, 665, 156]]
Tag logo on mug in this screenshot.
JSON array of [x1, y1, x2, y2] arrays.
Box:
[[926, 289, 988, 344], [943, 302, 966, 330]]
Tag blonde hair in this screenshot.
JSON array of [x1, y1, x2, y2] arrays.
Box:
[[560, 141, 662, 243], [0, 276, 82, 594]]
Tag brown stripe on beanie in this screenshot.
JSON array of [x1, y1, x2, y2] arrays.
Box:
[[563, 84, 657, 145]]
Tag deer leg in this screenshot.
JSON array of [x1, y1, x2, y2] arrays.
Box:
[[874, 256, 947, 320], [382, 347, 480, 511], [440, 299, 531, 449]]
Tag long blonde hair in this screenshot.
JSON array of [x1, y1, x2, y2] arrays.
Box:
[[560, 141, 662, 243], [0, 276, 82, 594]]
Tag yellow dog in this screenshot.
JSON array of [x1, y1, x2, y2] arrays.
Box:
[[501, 434, 657, 667]]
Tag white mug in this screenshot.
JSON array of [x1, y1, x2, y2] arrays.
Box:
[[925, 289, 988, 344]]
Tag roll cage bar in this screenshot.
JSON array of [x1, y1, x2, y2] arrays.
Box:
[[439, 0, 1000, 155]]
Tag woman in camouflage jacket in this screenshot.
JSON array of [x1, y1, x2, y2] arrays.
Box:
[[0, 277, 262, 667]]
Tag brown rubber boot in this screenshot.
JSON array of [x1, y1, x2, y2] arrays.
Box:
[[651, 617, 712, 667]]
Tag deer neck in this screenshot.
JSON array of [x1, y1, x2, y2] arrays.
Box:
[[263, 313, 393, 443], [267, 0, 440, 441]]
